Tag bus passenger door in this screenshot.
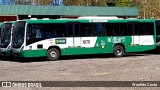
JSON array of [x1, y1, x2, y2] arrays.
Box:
[[66, 23, 83, 55], [139, 22, 155, 51], [65, 23, 74, 55], [73, 23, 83, 55], [128, 23, 140, 52]]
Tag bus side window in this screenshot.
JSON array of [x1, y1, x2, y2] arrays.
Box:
[[84, 23, 94, 36], [57, 24, 66, 37], [67, 24, 74, 37], [133, 23, 139, 35], [80, 23, 89, 36], [36, 29, 42, 38], [139, 22, 154, 35], [74, 24, 80, 36], [81, 23, 103, 37], [29, 26, 36, 39], [86, 28, 92, 36], [93, 23, 104, 36], [42, 24, 56, 39], [45, 30, 55, 38], [80, 24, 85, 36], [156, 21, 160, 35], [119, 23, 127, 36], [27, 28, 31, 39], [106, 23, 115, 36], [112, 24, 119, 36], [127, 24, 133, 36]]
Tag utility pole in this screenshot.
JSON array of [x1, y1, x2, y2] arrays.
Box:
[[143, 0, 147, 19]]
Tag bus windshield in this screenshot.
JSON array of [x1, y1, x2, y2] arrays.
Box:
[[12, 21, 26, 48], [1, 23, 12, 48]]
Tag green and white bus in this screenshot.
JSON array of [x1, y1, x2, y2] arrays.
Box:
[[11, 18, 156, 61], [0, 21, 15, 56], [0, 23, 3, 47]]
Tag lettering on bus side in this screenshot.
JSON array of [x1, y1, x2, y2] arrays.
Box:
[[83, 40, 90, 44], [55, 39, 66, 44], [107, 37, 126, 43]]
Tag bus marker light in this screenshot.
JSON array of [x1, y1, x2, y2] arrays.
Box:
[[29, 46, 32, 50]]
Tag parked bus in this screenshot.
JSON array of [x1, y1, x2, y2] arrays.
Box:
[[0, 23, 3, 47], [0, 21, 15, 56], [11, 18, 156, 61]]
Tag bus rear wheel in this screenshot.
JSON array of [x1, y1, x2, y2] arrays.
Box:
[[113, 45, 124, 57], [47, 48, 60, 61]]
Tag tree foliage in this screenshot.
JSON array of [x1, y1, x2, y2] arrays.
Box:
[[106, 0, 132, 7], [11, 0, 52, 5], [133, 0, 160, 19], [35, 0, 52, 5], [63, 0, 107, 6]]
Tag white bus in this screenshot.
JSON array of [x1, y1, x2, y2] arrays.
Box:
[[0, 21, 15, 56], [11, 19, 156, 60]]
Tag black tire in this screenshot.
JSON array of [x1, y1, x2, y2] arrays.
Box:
[[47, 48, 60, 61], [113, 45, 124, 57]]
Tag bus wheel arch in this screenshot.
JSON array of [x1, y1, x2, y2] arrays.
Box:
[[47, 46, 61, 61], [113, 44, 125, 57]]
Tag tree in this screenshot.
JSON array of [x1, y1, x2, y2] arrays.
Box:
[[116, 0, 132, 7], [64, 0, 107, 6], [133, 0, 160, 19], [106, 0, 132, 7], [35, 0, 52, 5], [106, 0, 160, 19]]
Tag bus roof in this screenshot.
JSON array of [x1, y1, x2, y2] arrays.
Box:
[[77, 16, 118, 20], [108, 19, 155, 22], [21, 19, 90, 23], [17, 18, 155, 24], [3, 21, 16, 24]]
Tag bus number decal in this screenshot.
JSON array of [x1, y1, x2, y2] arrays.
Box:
[[83, 40, 90, 44]]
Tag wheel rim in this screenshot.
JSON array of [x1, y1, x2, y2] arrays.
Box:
[[50, 51, 57, 59], [116, 48, 122, 56]]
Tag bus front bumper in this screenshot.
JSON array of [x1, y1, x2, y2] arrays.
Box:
[[0, 48, 11, 56], [12, 48, 21, 57], [12, 49, 47, 57]]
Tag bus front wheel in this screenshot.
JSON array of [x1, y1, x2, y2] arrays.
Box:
[[113, 45, 124, 57], [47, 48, 60, 61]]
